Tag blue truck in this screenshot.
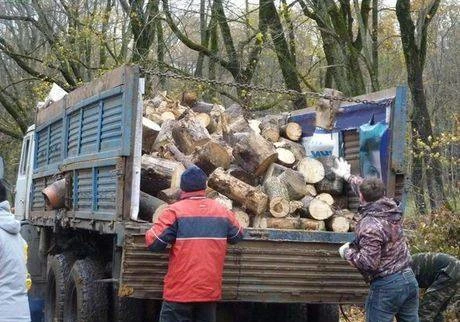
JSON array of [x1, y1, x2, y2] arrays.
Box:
[[14, 65, 407, 321]]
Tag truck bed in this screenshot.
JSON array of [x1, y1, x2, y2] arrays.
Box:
[[120, 224, 367, 303]]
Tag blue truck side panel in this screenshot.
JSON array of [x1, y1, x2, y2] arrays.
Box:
[[30, 67, 139, 223]]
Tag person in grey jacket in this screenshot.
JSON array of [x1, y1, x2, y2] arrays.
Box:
[[0, 180, 31, 322]]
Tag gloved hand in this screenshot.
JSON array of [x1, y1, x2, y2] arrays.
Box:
[[338, 242, 350, 259], [332, 157, 351, 181]]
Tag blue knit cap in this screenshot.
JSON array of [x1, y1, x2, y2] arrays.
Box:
[[180, 165, 208, 192]]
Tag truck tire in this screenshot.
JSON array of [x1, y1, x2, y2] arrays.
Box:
[[63, 258, 108, 322], [307, 304, 339, 322], [45, 253, 76, 322]]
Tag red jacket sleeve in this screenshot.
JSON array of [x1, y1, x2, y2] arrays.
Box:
[[145, 207, 178, 252], [227, 210, 243, 244]]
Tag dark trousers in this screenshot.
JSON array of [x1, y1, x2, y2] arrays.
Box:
[[366, 268, 419, 322], [419, 274, 458, 322], [159, 300, 216, 322]]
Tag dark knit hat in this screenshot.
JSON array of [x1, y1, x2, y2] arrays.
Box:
[[180, 166, 208, 192]]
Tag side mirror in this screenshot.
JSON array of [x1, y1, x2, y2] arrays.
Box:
[[0, 156, 4, 180]]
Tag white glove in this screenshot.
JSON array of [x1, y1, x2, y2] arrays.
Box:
[[332, 157, 351, 181], [338, 242, 350, 259]]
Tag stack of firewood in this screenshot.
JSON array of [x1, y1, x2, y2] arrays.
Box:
[[139, 91, 358, 232]]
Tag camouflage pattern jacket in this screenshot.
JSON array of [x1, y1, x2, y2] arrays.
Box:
[[411, 252, 460, 290], [344, 175, 412, 282]]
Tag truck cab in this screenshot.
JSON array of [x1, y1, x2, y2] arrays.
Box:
[[14, 125, 35, 221]]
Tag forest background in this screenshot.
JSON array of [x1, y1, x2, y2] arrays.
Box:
[[0, 0, 458, 256]]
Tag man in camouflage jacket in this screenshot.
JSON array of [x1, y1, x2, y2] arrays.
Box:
[[412, 252, 459, 322], [333, 158, 419, 322]]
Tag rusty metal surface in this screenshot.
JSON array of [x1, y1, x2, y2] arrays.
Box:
[[120, 234, 368, 304], [343, 130, 360, 212]]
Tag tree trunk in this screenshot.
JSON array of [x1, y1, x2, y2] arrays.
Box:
[[141, 155, 185, 195], [297, 157, 325, 183], [172, 116, 211, 155], [326, 215, 350, 232], [264, 177, 290, 218], [278, 169, 310, 200], [139, 191, 166, 222]]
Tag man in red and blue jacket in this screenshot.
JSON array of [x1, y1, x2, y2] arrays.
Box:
[[145, 165, 243, 322]]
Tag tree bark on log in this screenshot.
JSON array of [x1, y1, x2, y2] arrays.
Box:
[[278, 169, 310, 200], [227, 165, 259, 186], [153, 119, 176, 150], [315, 157, 344, 195], [266, 217, 324, 230], [259, 116, 280, 142], [297, 157, 325, 183], [192, 141, 232, 174], [264, 177, 290, 218], [208, 168, 268, 215], [232, 132, 278, 176], [142, 117, 161, 153], [263, 163, 288, 184], [172, 116, 211, 154], [139, 191, 166, 222], [157, 187, 181, 204], [141, 155, 185, 194]]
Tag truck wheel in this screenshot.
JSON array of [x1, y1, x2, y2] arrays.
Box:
[[63, 258, 108, 322], [307, 304, 339, 322], [45, 253, 76, 322]]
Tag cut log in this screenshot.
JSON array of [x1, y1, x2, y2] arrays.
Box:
[[171, 116, 211, 154], [297, 157, 325, 183], [192, 140, 232, 175], [196, 112, 211, 128], [157, 187, 181, 204], [233, 208, 250, 228], [315, 156, 344, 195], [167, 144, 194, 168], [227, 165, 259, 186], [210, 193, 233, 210], [280, 122, 302, 141], [289, 200, 304, 215], [208, 168, 268, 215], [253, 216, 268, 229], [266, 217, 325, 231], [139, 191, 166, 222], [266, 217, 298, 229], [276, 148, 296, 167], [141, 155, 185, 195], [315, 88, 343, 130], [142, 117, 161, 153], [161, 111, 175, 122], [275, 138, 306, 162], [278, 169, 310, 200], [263, 163, 288, 184], [300, 195, 315, 210], [181, 91, 198, 107], [248, 119, 261, 134], [232, 132, 278, 176], [308, 198, 333, 220], [259, 116, 280, 142], [264, 177, 290, 218], [316, 193, 334, 206], [299, 218, 326, 231], [153, 119, 176, 150], [326, 215, 350, 232], [305, 185, 317, 197]]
